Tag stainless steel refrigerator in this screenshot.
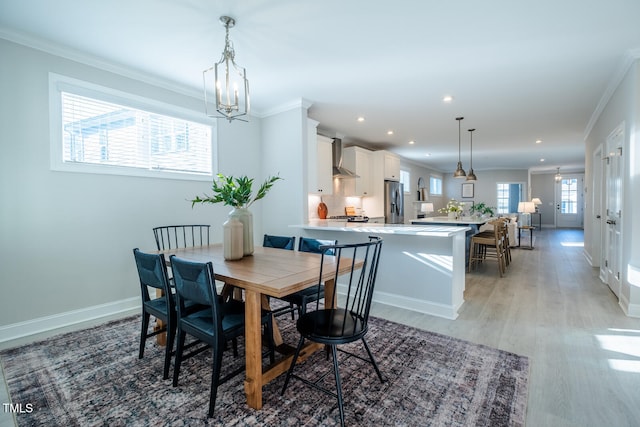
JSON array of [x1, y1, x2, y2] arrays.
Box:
[[384, 180, 404, 224]]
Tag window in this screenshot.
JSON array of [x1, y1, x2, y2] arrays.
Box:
[[50, 73, 214, 180], [560, 178, 578, 213], [497, 183, 510, 214], [430, 175, 443, 196], [400, 169, 411, 193], [496, 183, 523, 214]]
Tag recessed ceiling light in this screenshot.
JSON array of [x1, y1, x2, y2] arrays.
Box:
[[408, 140, 415, 145], [540, 158, 545, 162], [536, 139, 542, 144], [357, 116, 365, 122], [443, 95, 454, 103], [425, 153, 432, 157], [387, 130, 394, 135]]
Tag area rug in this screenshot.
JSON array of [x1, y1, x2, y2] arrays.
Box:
[[0, 315, 528, 426]]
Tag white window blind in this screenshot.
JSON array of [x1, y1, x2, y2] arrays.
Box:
[[61, 92, 212, 175]]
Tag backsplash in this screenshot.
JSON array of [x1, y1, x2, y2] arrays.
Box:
[[308, 177, 366, 219]]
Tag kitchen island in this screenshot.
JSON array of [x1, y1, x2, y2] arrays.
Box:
[[411, 216, 491, 266], [292, 221, 470, 319]]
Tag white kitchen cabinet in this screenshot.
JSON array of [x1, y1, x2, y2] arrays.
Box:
[[384, 152, 401, 181], [343, 146, 372, 197], [308, 131, 333, 195]]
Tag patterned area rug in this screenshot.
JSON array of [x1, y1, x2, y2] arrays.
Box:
[[1, 315, 528, 426]]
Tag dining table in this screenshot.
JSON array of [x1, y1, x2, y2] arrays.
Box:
[[154, 243, 361, 410]]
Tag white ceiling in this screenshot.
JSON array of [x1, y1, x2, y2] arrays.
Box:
[[2, 0, 640, 174]]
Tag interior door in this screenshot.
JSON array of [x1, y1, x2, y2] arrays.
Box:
[[555, 174, 584, 228], [603, 126, 624, 298]]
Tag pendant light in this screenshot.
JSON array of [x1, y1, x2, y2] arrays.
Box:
[[203, 16, 250, 122], [466, 128, 477, 181], [555, 167, 562, 183], [453, 117, 466, 178]]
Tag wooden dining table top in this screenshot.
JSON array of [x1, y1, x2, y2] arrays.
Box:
[[156, 243, 358, 297]]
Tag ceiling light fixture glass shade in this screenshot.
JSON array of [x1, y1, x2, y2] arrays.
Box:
[[203, 16, 250, 122], [466, 128, 477, 181], [555, 167, 562, 183], [453, 117, 466, 178]]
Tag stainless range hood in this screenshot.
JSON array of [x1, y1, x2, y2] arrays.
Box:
[[331, 138, 359, 178]]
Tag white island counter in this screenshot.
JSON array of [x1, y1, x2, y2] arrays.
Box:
[[292, 221, 470, 319]]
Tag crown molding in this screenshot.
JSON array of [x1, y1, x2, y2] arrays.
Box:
[[584, 48, 640, 140], [0, 26, 203, 101]]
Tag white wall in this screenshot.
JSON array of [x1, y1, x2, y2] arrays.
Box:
[[0, 39, 263, 327]]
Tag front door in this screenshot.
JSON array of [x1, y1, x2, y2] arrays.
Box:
[[555, 174, 584, 228]]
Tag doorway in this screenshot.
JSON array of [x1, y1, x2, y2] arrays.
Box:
[[555, 174, 584, 228]]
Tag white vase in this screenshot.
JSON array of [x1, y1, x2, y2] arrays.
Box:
[[228, 207, 254, 256], [223, 216, 243, 260], [448, 212, 457, 220]]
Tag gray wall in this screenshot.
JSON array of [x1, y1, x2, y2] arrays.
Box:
[[0, 38, 306, 329], [444, 169, 529, 214], [584, 59, 640, 315]]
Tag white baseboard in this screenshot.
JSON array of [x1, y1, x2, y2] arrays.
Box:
[[619, 293, 640, 318], [371, 290, 460, 320], [335, 285, 460, 320], [0, 297, 140, 348]]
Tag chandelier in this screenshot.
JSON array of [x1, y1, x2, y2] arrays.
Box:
[[555, 167, 562, 183], [466, 128, 477, 181], [453, 117, 466, 178], [203, 16, 250, 122]]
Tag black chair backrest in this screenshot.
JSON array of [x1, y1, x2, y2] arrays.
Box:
[[263, 234, 296, 250], [313, 236, 383, 330], [133, 248, 174, 308], [153, 225, 210, 250], [299, 237, 338, 255], [170, 255, 222, 324]]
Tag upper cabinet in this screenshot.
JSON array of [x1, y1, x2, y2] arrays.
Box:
[[307, 120, 333, 195], [383, 152, 401, 181], [343, 146, 372, 197]]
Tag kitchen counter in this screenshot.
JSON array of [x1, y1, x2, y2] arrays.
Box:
[[302, 220, 470, 237], [411, 216, 490, 226], [291, 222, 469, 319]]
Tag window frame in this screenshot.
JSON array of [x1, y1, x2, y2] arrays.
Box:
[[49, 73, 217, 181], [400, 169, 411, 194], [429, 175, 443, 197]]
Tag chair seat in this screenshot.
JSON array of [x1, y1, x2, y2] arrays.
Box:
[[143, 297, 170, 318], [297, 309, 366, 344], [181, 310, 245, 337]]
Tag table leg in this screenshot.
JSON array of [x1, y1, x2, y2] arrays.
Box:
[[155, 288, 166, 345], [261, 295, 283, 347], [324, 278, 336, 308], [244, 289, 263, 410]]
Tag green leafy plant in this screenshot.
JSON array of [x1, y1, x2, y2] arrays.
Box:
[[470, 202, 495, 216], [191, 174, 282, 208]]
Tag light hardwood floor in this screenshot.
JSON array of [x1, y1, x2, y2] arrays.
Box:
[[1, 228, 639, 426], [371, 228, 640, 426]]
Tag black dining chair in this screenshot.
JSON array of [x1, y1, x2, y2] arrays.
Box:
[[263, 235, 337, 320], [263, 234, 296, 250], [280, 237, 338, 318], [281, 236, 384, 426], [153, 225, 210, 250], [170, 255, 275, 418], [132, 248, 176, 380]]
